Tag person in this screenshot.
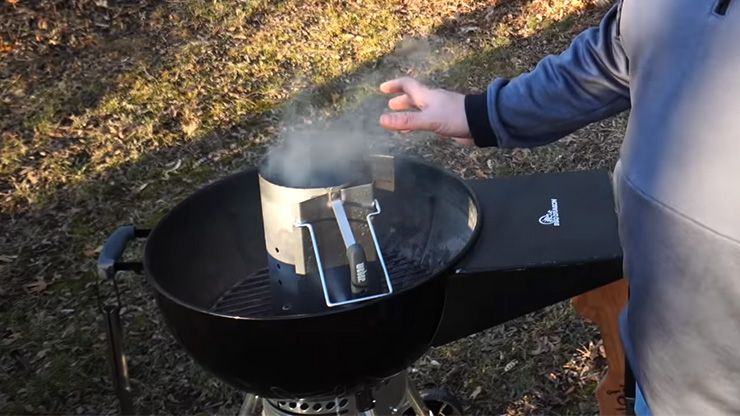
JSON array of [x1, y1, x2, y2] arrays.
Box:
[[378, 1, 740, 414]]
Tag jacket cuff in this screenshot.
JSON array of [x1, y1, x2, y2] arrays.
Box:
[[464, 92, 498, 147]]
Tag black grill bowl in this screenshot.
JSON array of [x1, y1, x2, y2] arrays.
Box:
[[142, 155, 481, 399]]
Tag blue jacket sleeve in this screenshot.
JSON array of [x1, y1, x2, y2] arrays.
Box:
[[465, 3, 631, 148]]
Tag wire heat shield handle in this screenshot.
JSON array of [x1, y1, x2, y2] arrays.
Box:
[[296, 199, 393, 308]]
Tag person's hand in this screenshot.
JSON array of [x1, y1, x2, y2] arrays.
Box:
[[379, 77, 474, 146]]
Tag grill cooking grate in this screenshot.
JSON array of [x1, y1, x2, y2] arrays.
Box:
[[211, 268, 273, 317], [210, 252, 430, 317]]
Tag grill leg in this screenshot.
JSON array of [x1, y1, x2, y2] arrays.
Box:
[[103, 305, 135, 416], [405, 378, 432, 416], [238, 393, 260, 416]]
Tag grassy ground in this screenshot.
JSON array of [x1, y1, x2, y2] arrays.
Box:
[[0, 0, 628, 414]]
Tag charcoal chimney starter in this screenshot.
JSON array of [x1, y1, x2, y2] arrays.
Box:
[[258, 154, 393, 315]]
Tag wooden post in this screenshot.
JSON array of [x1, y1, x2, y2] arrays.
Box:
[[572, 278, 629, 416]]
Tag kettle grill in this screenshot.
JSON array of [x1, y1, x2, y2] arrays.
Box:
[[97, 153, 624, 415]]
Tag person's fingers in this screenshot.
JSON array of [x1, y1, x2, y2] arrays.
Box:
[[379, 111, 432, 132], [388, 94, 414, 111], [379, 77, 426, 96], [379, 78, 405, 94]]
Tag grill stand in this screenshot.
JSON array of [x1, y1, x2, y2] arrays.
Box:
[[237, 371, 457, 416], [239, 394, 261, 416]]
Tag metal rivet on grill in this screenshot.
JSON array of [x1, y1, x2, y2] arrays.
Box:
[[282, 304, 290, 311]]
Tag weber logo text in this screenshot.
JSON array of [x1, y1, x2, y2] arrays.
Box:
[[539, 198, 560, 227]]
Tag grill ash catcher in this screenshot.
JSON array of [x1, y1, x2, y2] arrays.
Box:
[[97, 153, 623, 416]]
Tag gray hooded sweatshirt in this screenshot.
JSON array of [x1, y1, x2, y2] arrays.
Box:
[[464, 0, 740, 414]]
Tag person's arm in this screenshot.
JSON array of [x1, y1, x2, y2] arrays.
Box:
[[466, 2, 630, 148], [379, 3, 630, 148]]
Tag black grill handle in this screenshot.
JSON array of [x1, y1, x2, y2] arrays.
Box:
[[97, 225, 150, 279], [347, 243, 369, 294], [95, 225, 149, 416]]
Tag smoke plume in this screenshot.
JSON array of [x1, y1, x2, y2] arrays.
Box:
[[259, 36, 445, 188]]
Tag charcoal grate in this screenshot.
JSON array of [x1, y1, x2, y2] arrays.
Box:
[[210, 252, 430, 317]]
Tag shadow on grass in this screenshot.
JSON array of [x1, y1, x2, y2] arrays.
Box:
[[0, 0, 620, 414]]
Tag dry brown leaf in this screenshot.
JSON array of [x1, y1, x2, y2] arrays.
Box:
[[5, 0, 18, 6], [162, 159, 182, 179], [26, 277, 49, 293], [530, 337, 548, 356], [0, 255, 17, 263], [35, 348, 50, 360], [83, 246, 103, 257], [1, 331, 20, 346], [512, 148, 531, 162], [132, 183, 150, 195]]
